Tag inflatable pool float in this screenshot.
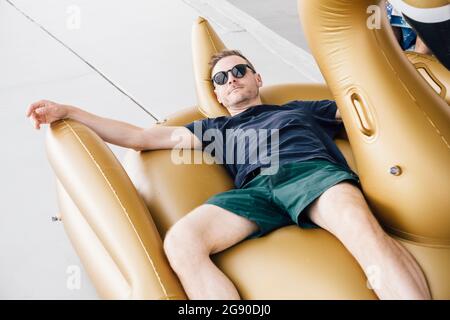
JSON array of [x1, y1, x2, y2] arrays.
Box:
[[45, 0, 450, 299]]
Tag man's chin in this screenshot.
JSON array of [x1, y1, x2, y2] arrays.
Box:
[[227, 96, 247, 107]]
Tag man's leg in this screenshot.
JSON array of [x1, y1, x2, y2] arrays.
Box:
[[306, 181, 431, 300], [163, 204, 258, 300]]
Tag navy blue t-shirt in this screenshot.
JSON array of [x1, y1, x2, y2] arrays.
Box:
[[185, 100, 351, 188]]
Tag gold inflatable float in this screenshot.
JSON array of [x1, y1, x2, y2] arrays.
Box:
[[45, 0, 450, 299]]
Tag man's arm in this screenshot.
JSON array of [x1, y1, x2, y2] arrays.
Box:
[[26, 99, 201, 151], [134, 125, 202, 151]]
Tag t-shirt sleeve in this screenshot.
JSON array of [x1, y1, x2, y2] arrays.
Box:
[[185, 119, 206, 149], [307, 100, 338, 120], [295, 100, 343, 138], [185, 120, 200, 135]]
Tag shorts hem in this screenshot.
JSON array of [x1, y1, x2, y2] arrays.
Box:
[[204, 199, 270, 240]]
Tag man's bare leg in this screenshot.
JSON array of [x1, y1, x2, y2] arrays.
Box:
[[164, 204, 258, 300], [306, 181, 431, 300]]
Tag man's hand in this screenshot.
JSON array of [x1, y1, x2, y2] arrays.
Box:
[[26, 100, 69, 130]]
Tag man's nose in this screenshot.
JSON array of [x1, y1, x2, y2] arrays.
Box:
[[227, 71, 238, 84]]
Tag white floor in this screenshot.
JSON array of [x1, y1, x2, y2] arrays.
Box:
[[228, 0, 310, 52], [0, 0, 321, 299]]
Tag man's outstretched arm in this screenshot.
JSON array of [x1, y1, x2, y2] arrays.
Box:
[[26, 99, 201, 151]]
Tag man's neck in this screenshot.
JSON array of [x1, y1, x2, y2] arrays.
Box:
[[228, 97, 263, 116]]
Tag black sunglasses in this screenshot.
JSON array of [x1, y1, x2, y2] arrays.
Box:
[[211, 64, 256, 86]]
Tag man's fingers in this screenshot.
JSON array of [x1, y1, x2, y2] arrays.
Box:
[[34, 117, 41, 130], [29, 116, 39, 130], [26, 100, 47, 117], [28, 106, 46, 124], [26, 102, 41, 117], [29, 111, 42, 130], [27, 100, 52, 130], [35, 107, 44, 114]]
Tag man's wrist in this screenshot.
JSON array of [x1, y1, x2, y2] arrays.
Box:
[[64, 105, 77, 119]]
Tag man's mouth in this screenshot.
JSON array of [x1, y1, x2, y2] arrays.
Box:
[[229, 87, 242, 94]]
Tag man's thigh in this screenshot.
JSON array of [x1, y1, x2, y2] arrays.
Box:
[[305, 181, 382, 239], [177, 204, 259, 254]]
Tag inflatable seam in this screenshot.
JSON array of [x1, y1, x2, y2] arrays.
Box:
[[204, 22, 218, 53], [387, 225, 450, 248], [61, 119, 171, 300], [204, 23, 220, 118]]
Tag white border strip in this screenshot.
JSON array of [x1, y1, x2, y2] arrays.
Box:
[[182, 0, 323, 83], [389, 0, 450, 23]]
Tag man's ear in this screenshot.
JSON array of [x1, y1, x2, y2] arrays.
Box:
[[256, 73, 263, 88]]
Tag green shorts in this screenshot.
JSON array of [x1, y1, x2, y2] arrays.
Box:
[[205, 159, 360, 239]]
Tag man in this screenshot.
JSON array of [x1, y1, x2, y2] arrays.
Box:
[[26, 50, 431, 300]]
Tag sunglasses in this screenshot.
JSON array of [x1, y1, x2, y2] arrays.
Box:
[[211, 64, 256, 86]]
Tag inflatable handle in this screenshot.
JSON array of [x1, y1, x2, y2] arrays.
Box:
[[349, 92, 375, 137], [414, 63, 447, 100]]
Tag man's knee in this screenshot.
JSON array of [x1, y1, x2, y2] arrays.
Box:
[[163, 206, 210, 270]]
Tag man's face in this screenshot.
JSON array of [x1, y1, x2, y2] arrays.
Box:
[[212, 55, 262, 109]]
